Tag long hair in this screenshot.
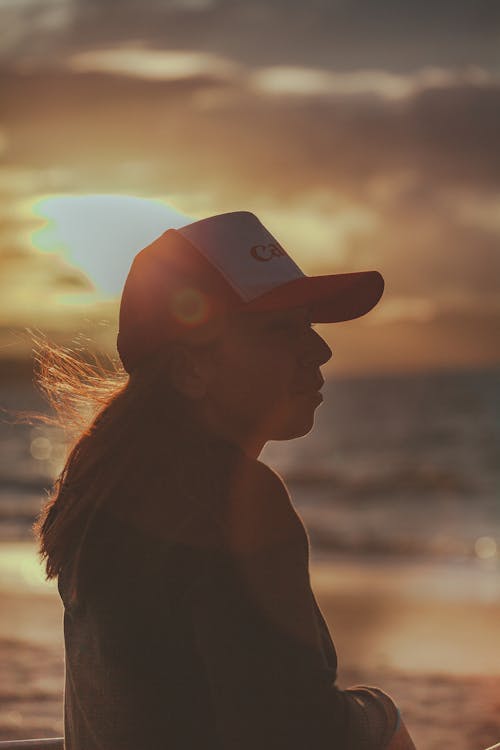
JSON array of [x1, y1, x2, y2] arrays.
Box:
[[28, 335, 237, 598]]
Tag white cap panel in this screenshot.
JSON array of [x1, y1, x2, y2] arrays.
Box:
[[177, 211, 304, 302]]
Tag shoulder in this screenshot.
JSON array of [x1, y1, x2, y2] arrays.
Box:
[[185, 457, 319, 653], [223, 454, 309, 559]]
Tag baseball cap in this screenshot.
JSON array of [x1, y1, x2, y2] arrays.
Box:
[[117, 210, 384, 373]]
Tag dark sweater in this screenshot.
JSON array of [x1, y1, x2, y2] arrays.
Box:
[[58, 448, 398, 750]]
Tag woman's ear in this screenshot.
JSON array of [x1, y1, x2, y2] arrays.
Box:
[[166, 343, 212, 400]]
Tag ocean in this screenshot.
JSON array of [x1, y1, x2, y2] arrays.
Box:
[[1, 366, 499, 562]]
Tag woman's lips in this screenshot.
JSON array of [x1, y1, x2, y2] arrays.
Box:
[[292, 379, 324, 395]]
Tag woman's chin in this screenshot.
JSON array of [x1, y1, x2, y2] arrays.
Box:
[[270, 399, 322, 439]]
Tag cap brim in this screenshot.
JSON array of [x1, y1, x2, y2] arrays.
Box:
[[240, 270, 384, 323]]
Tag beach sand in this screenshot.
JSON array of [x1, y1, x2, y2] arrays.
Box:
[[1, 542, 499, 749]]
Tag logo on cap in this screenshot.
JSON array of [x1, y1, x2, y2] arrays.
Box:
[[250, 243, 288, 262]]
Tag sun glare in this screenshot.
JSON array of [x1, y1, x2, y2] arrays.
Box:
[[31, 194, 192, 296]]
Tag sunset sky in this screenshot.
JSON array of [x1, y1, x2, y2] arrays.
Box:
[[1, 0, 499, 375]]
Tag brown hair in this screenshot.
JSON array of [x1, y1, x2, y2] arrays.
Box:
[[29, 334, 235, 598]]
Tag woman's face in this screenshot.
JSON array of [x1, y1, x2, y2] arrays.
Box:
[[193, 305, 333, 457]]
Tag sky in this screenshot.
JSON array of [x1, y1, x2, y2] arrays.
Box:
[[0, 0, 499, 375]]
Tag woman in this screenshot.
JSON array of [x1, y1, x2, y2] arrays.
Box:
[[35, 211, 417, 749]]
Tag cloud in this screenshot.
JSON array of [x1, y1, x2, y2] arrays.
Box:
[[441, 190, 500, 235], [67, 47, 240, 81], [3, 63, 499, 202], [330, 303, 500, 374], [0, 16, 498, 373], [354, 181, 500, 313], [368, 297, 438, 324], [0, 246, 95, 327], [0, 0, 75, 65], [0, 0, 497, 73], [0, 1, 497, 376], [250, 65, 497, 101], [1, 60, 499, 312]]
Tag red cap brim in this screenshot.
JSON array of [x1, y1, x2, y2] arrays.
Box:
[[240, 270, 384, 322]]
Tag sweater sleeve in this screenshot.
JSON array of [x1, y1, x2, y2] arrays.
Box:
[[183, 459, 400, 750]]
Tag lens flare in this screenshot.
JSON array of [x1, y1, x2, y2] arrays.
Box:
[[30, 436, 52, 461], [170, 287, 210, 327], [474, 536, 497, 560]]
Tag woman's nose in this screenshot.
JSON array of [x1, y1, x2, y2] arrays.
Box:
[[299, 328, 333, 367]]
